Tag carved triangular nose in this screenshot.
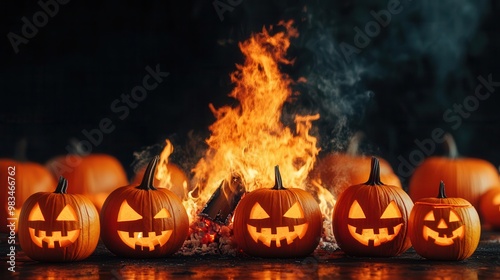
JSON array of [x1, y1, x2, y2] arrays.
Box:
[[437, 219, 448, 229]]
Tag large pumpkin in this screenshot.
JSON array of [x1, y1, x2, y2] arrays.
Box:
[[479, 186, 500, 230], [0, 159, 55, 232], [333, 157, 413, 257], [18, 176, 100, 262], [46, 153, 129, 211], [131, 161, 188, 200], [308, 132, 401, 199], [408, 181, 481, 261], [233, 166, 323, 258], [409, 134, 499, 210], [100, 156, 189, 258]]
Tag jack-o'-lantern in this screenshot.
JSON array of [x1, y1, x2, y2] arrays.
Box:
[[18, 176, 100, 262], [333, 157, 413, 257], [308, 132, 401, 199], [100, 156, 189, 258], [233, 166, 322, 258], [409, 181, 481, 260], [409, 133, 499, 210], [479, 187, 500, 230]]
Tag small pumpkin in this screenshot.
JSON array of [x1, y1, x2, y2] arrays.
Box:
[[100, 156, 189, 258], [18, 176, 100, 262], [409, 133, 499, 210], [131, 162, 188, 200], [308, 132, 401, 199], [479, 186, 500, 230], [233, 166, 322, 258], [46, 150, 129, 212], [408, 181, 481, 261], [332, 157, 413, 257]]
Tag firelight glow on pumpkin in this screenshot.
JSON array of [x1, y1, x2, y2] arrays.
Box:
[[479, 187, 500, 230]]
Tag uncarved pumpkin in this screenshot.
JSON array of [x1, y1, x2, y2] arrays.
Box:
[[100, 156, 189, 258], [233, 166, 323, 258], [131, 162, 188, 199], [409, 134, 499, 210], [0, 159, 55, 232], [408, 181, 480, 261], [479, 186, 500, 230], [332, 157, 413, 257], [18, 176, 100, 262], [46, 153, 129, 211]]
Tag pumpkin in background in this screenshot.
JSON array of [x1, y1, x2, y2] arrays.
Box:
[[132, 161, 188, 200], [479, 187, 500, 230], [46, 152, 129, 212], [333, 157, 413, 257], [308, 132, 401, 199], [409, 181, 480, 261], [100, 156, 189, 258], [233, 166, 323, 258], [0, 159, 55, 232], [18, 176, 100, 262], [409, 133, 499, 210]]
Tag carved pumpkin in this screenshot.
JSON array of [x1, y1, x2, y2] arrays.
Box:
[[46, 153, 129, 212], [233, 166, 322, 258], [308, 132, 401, 199], [100, 156, 189, 258], [332, 157, 413, 257], [0, 159, 55, 232], [409, 181, 481, 260], [479, 186, 500, 230], [131, 162, 188, 200], [409, 134, 499, 210], [18, 176, 100, 262]]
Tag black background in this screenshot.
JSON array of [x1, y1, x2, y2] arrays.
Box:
[[1, 0, 499, 187]]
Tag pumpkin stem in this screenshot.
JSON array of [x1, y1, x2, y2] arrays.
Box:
[[347, 131, 364, 156], [437, 181, 447, 198], [365, 157, 383, 185], [443, 133, 459, 158], [138, 155, 159, 190], [54, 176, 68, 194], [273, 165, 286, 190]]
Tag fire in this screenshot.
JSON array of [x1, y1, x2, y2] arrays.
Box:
[[157, 20, 337, 251]]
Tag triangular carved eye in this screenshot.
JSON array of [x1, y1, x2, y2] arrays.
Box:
[[424, 211, 435, 221], [154, 208, 171, 219], [348, 200, 366, 219], [283, 202, 304, 219], [494, 194, 500, 205], [56, 204, 78, 221], [380, 201, 402, 219], [250, 202, 270, 219], [118, 200, 143, 222], [28, 203, 45, 221], [449, 210, 460, 222]]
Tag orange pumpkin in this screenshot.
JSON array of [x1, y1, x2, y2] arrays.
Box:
[[408, 181, 481, 261], [308, 132, 401, 199], [0, 159, 55, 232], [100, 156, 189, 258], [479, 186, 500, 230], [46, 153, 128, 211], [233, 166, 323, 258], [332, 157, 413, 257], [131, 162, 188, 200], [18, 176, 100, 262], [409, 134, 499, 210]]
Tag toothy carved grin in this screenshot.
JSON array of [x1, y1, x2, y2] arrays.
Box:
[[423, 225, 464, 246], [247, 223, 308, 247], [117, 230, 173, 250], [347, 223, 403, 246], [29, 227, 80, 248]]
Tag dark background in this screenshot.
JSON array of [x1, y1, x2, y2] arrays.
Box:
[[1, 0, 499, 187]]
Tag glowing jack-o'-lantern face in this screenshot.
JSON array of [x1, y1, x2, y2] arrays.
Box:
[[347, 200, 404, 246], [246, 201, 308, 248], [422, 208, 464, 246], [116, 200, 173, 251], [28, 203, 80, 248]]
